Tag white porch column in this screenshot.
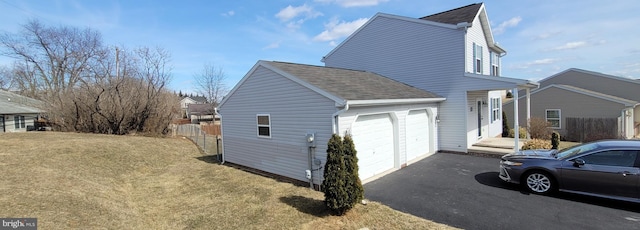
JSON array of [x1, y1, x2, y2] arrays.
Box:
[[513, 88, 519, 152], [526, 88, 531, 140]]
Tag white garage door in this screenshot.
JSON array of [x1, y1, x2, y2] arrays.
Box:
[[351, 113, 394, 180], [406, 110, 430, 162]]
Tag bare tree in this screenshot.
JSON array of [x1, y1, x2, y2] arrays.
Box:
[[193, 63, 228, 107], [0, 20, 180, 135], [0, 65, 13, 89]]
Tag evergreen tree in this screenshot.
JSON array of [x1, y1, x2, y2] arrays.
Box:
[[321, 134, 349, 215], [502, 111, 510, 137], [343, 134, 364, 206]]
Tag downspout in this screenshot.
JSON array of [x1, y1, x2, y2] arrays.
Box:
[[332, 103, 350, 134], [216, 108, 225, 164]]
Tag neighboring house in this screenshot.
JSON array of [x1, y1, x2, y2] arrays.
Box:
[[504, 68, 640, 139], [180, 96, 207, 118], [187, 103, 218, 124], [219, 61, 444, 184], [321, 3, 537, 153], [0, 90, 44, 133]]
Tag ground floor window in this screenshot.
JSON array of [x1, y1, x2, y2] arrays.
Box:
[[490, 98, 501, 123], [257, 114, 271, 137], [14, 115, 25, 129], [545, 109, 561, 128]]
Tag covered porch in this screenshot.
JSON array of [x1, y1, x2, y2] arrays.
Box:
[[463, 73, 540, 152]]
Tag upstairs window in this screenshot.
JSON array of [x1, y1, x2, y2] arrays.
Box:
[[546, 109, 561, 129], [257, 114, 271, 138], [473, 43, 483, 74], [490, 52, 500, 76]]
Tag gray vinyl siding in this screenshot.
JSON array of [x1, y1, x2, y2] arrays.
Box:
[[539, 70, 640, 102], [323, 14, 518, 152], [503, 87, 626, 136], [220, 66, 336, 183], [324, 15, 470, 152], [466, 17, 489, 74]]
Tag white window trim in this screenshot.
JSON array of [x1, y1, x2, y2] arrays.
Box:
[[256, 114, 271, 138], [491, 98, 501, 123], [545, 109, 561, 129], [473, 43, 483, 74], [490, 52, 500, 76]]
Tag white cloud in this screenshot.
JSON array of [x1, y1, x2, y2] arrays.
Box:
[[263, 41, 280, 50], [549, 41, 588, 51], [275, 4, 322, 22], [314, 0, 389, 7], [493, 16, 521, 35], [313, 17, 368, 42], [222, 10, 235, 17], [513, 58, 559, 70]]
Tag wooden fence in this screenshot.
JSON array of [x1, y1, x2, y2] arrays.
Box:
[[201, 123, 221, 136], [565, 117, 618, 142]]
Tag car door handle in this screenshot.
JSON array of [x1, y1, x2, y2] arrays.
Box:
[[619, 171, 638, 177]]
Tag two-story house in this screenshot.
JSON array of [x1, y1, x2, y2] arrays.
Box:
[[218, 3, 537, 186], [322, 3, 537, 153]]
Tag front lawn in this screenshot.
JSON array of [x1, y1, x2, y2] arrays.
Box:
[[0, 132, 455, 229]]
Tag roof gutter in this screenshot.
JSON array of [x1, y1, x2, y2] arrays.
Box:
[[347, 98, 446, 107]]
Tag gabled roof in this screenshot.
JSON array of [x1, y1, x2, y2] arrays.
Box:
[[0, 90, 44, 114], [505, 84, 638, 107], [419, 3, 482, 24], [187, 103, 216, 114], [182, 96, 207, 103], [220, 61, 445, 108], [539, 68, 640, 86]]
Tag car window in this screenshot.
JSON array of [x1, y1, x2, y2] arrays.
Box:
[[579, 150, 638, 167], [556, 142, 600, 159]]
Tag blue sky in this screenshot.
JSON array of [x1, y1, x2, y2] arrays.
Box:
[[1, 0, 639, 93]]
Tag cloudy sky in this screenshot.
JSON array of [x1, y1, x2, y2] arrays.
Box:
[[1, 0, 638, 93]]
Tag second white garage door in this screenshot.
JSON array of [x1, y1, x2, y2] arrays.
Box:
[[351, 113, 395, 180], [406, 109, 430, 162]]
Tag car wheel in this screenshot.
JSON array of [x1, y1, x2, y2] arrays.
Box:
[[523, 171, 555, 195]]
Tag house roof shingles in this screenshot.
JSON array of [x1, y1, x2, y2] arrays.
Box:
[[419, 3, 482, 24], [265, 61, 442, 101], [0, 90, 44, 114]]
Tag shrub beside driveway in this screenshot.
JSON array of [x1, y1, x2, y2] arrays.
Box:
[[0, 132, 455, 230]]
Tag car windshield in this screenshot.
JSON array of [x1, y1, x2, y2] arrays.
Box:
[[555, 142, 600, 159]]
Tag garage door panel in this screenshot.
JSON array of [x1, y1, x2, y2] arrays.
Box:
[[352, 114, 394, 180], [406, 110, 430, 161]]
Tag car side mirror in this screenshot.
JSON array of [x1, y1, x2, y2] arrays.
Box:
[[573, 158, 585, 167]]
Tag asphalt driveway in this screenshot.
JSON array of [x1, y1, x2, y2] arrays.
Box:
[[364, 152, 640, 230]]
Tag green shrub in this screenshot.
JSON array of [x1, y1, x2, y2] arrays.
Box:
[[551, 132, 560, 149], [508, 127, 527, 138], [528, 117, 552, 140], [343, 135, 364, 206], [321, 134, 349, 215], [501, 111, 509, 137], [521, 139, 552, 150]]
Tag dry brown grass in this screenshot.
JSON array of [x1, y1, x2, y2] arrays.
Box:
[[0, 132, 456, 230]]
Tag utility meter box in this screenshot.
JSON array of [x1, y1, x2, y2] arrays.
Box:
[[305, 133, 316, 148], [305, 169, 312, 179]]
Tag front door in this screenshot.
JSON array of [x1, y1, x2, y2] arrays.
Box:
[[0, 116, 4, 132], [477, 99, 482, 137]]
